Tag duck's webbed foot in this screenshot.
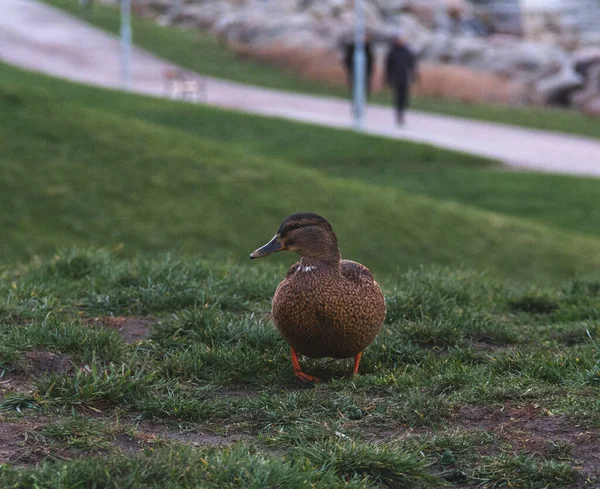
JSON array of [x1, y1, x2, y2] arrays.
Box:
[[290, 348, 320, 383]]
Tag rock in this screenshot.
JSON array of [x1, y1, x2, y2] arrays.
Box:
[[363, 1, 384, 26], [175, 4, 231, 29], [422, 30, 453, 62], [131, 0, 600, 116], [448, 36, 488, 66], [374, 13, 432, 55], [573, 47, 600, 75], [443, 0, 470, 18], [140, 0, 171, 10], [308, 2, 332, 20], [534, 62, 585, 106], [484, 39, 568, 78], [404, 1, 438, 27], [396, 13, 432, 51], [570, 64, 600, 110], [371, 0, 409, 15], [213, 7, 330, 50], [403, 0, 470, 26]]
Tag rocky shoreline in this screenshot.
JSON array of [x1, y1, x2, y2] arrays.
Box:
[[130, 0, 600, 116]]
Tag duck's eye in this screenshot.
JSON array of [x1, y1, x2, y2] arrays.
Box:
[[290, 223, 302, 231]]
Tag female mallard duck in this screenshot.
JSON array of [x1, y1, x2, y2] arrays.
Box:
[[250, 213, 386, 382]]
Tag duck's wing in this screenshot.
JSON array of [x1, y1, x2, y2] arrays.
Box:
[[285, 261, 301, 278], [340, 260, 375, 285]]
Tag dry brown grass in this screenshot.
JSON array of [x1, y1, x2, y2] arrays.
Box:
[[415, 62, 524, 105], [234, 44, 524, 105], [234, 45, 348, 87]]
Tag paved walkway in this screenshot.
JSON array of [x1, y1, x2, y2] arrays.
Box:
[[2, 0, 600, 177]]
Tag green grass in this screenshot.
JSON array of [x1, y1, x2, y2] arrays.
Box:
[[2, 63, 600, 283], [3, 62, 600, 242], [0, 443, 438, 489], [43, 0, 600, 139], [0, 251, 599, 487], [2, 31, 600, 487], [0, 67, 600, 282]]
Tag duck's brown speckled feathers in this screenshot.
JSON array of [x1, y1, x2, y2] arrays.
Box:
[[272, 258, 385, 359], [250, 213, 386, 380]]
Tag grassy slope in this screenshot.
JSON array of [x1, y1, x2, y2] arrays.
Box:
[[2, 66, 600, 284], [3, 62, 600, 240], [44, 0, 600, 139], [1, 25, 600, 486], [0, 253, 599, 487]]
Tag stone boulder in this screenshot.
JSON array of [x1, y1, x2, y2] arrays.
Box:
[[534, 62, 584, 106], [573, 47, 600, 76], [371, 0, 410, 16], [139, 0, 171, 9], [570, 64, 600, 110], [212, 8, 327, 49], [483, 39, 567, 78], [173, 3, 234, 29], [447, 36, 488, 66], [130, 0, 600, 116], [382, 13, 432, 54]]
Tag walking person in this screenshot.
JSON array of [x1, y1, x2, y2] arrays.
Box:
[[385, 37, 419, 125], [343, 35, 374, 99]]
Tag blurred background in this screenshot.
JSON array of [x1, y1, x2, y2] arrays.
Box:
[[1, 0, 600, 284], [135, 0, 600, 111]]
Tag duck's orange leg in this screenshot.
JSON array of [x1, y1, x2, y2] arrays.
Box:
[[353, 352, 362, 375], [290, 348, 319, 383]]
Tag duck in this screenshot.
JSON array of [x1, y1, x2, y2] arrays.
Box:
[[250, 212, 386, 383]]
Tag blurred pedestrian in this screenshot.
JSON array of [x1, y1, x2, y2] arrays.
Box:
[[385, 37, 419, 125], [343, 35, 374, 98]]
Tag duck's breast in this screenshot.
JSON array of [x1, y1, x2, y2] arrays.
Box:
[[271, 263, 385, 358]]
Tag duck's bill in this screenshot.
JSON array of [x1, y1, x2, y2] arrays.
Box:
[[250, 235, 284, 259]]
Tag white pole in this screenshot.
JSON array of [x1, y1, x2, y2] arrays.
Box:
[[352, 0, 366, 131], [120, 0, 132, 90]]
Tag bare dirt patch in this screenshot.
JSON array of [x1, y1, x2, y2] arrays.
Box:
[[455, 404, 600, 487], [86, 317, 153, 343], [0, 373, 35, 400], [0, 418, 67, 465], [0, 411, 247, 467], [111, 432, 149, 454], [137, 421, 249, 448], [0, 419, 24, 464], [25, 351, 73, 375], [0, 415, 157, 466], [0, 352, 72, 401]]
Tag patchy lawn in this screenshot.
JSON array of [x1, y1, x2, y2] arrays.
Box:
[[0, 250, 599, 487]]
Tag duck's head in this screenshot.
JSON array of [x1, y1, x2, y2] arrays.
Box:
[[250, 213, 340, 263]]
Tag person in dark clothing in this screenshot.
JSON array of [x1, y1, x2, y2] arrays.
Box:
[[343, 37, 374, 98], [385, 38, 419, 125]]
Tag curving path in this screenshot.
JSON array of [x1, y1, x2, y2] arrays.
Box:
[[2, 0, 600, 177]]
